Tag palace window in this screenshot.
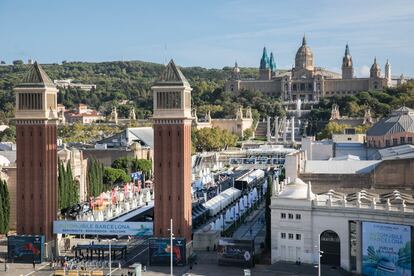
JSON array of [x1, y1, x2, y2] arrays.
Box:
[[295, 214, 301, 220], [300, 83, 305, 91], [296, 234, 302, 240], [281, 213, 286, 219], [408, 137, 413, 144], [288, 213, 294, 219], [308, 83, 313, 91], [281, 233, 286, 239], [288, 233, 294, 240], [292, 84, 297, 91], [393, 138, 398, 145], [400, 137, 406, 144]]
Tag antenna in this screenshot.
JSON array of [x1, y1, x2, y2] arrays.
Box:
[[164, 43, 167, 65]]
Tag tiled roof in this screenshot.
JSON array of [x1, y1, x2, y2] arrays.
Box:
[[16, 62, 55, 88], [155, 59, 190, 87], [367, 107, 414, 136]]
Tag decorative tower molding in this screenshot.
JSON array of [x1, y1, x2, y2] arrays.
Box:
[[342, 43, 354, 79], [129, 107, 136, 121], [363, 107, 373, 125], [330, 104, 341, 120], [109, 106, 118, 124], [14, 62, 58, 241], [236, 106, 243, 120], [152, 59, 192, 244], [246, 106, 252, 119]]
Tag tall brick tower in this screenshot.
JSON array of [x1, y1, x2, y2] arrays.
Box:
[[152, 60, 192, 243], [14, 62, 58, 241]]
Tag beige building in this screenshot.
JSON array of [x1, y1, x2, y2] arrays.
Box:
[[193, 106, 254, 137], [57, 145, 88, 202], [64, 103, 104, 124], [226, 36, 392, 100]]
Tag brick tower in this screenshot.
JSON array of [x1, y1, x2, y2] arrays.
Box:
[[152, 60, 192, 242], [14, 62, 58, 241]]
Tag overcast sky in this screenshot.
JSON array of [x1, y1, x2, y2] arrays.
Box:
[[1, 0, 413, 77]]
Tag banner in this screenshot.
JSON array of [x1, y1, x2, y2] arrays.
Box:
[[149, 238, 186, 266], [362, 222, 412, 276], [8, 235, 44, 263], [53, 221, 153, 236]]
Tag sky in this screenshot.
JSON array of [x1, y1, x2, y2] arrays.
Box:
[[1, 0, 414, 77]]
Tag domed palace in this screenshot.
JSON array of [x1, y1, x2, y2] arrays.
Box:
[[225, 35, 406, 101]]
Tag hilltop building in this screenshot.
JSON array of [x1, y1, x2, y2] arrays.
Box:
[[226, 36, 396, 101], [64, 103, 104, 124], [53, 79, 96, 91]]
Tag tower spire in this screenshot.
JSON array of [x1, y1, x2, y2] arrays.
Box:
[[345, 43, 350, 56], [302, 34, 307, 46]]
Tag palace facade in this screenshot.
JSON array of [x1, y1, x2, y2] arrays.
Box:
[[225, 36, 403, 101]]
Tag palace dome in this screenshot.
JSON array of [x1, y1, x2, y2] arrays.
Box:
[[295, 35, 314, 70]]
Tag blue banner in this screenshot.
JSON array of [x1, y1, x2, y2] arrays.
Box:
[[362, 222, 412, 276], [53, 221, 153, 236]]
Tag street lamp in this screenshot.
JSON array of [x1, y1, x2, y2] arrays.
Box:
[[168, 218, 175, 276], [103, 238, 117, 276], [314, 241, 324, 276]]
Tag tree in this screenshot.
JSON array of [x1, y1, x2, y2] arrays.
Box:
[[243, 128, 254, 140], [87, 158, 105, 197], [104, 167, 131, 186], [320, 122, 350, 139], [193, 127, 238, 152], [0, 180, 10, 234], [111, 157, 152, 178]]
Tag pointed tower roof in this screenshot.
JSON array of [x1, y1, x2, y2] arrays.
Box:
[[269, 52, 277, 72], [17, 62, 55, 88], [156, 59, 190, 87], [345, 43, 350, 56], [260, 47, 270, 69], [302, 34, 307, 46]]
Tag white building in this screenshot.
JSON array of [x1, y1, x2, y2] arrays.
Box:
[[271, 177, 414, 274], [54, 79, 96, 91]]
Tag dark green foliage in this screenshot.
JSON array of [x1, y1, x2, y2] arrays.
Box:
[[0, 179, 10, 234], [87, 158, 105, 197], [58, 161, 79, 210], [103, 167, 131, 186], [306, 83, 414, 137], [111, 157, 152, 178]]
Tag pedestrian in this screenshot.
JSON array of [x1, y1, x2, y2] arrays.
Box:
[[32, 260, 36, 270]]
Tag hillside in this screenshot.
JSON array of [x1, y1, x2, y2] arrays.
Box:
[[1, 60, 414, 138], [0, 60, 282, 123]]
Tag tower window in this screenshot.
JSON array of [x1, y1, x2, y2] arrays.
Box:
[[157, 91, 181, 109]]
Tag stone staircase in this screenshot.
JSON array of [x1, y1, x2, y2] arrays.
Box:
[[255, 121, 267, 138]]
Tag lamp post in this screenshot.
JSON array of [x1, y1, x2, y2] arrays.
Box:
[[103, 238, 117, 276], [315, 238, 324, 276], [168, 218, 174, 276]]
